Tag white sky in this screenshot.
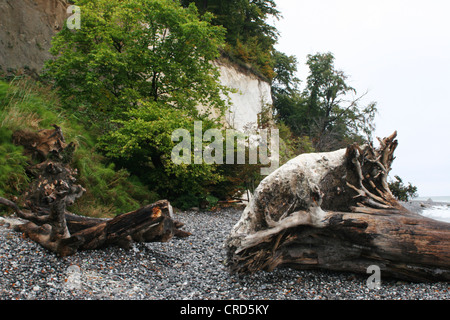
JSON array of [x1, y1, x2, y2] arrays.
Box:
[[272, 0, 450, 197]]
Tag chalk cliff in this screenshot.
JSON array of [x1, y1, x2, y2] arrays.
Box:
[[215, 60, 273, 131]]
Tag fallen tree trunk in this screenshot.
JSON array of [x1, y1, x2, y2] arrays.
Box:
[[1, 195, 190, 257], [12, 199, 189, 256], [0, 126, 190, 257], [226, 132, 450, 282]]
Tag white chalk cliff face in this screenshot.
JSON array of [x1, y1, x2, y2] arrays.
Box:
[[215, 60, 273, 132]]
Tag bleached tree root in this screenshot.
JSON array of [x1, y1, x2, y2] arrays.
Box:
[[226, 133, 450, 282]]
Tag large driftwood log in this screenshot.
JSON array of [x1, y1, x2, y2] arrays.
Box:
[[0, 126, 190, 257], [226, 132, 450, 282]]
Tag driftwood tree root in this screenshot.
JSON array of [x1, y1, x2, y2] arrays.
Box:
[[226, 132, 450, 282], [0, 126, 190, 257]]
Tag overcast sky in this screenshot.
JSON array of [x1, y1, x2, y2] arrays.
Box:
[[272, 0, 450, 197]]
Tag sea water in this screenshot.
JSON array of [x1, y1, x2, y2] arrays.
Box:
[[415, 196, 450, 223]]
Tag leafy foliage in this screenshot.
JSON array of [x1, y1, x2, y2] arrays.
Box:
[[389, 175, 418, 202], [272, 51, 377, 152], [44, 0, 228, 128], [272, 50, 304, 134], [181, 0, 280, 79], [71, 148, 158, 216], [98, 101, 224, 203]]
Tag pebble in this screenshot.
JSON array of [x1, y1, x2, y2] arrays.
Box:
[[0, 208, 449, 300]]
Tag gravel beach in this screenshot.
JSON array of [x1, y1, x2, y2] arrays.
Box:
[[0, 207, 449, 301]]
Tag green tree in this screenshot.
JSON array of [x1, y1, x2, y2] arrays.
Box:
[[271, 50, 305, 135], [44, 0, 231, 207], [181, 0, 281, 79], [272, 50, 300, 96], [272, 51, 377, 153], [303, 52, 377, 151], [271, 50, 315, 159], [44, 0, 228, 129]]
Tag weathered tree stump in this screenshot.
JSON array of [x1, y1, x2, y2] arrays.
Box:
[[0, 126, 190, 257], [226, 132, 450, 282]]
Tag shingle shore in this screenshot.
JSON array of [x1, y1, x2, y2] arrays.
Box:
[[0, 208, 448, 300]]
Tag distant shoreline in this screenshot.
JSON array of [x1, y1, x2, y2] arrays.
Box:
[[414, 196, 450, 203], [402, 199, 450, 215]]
